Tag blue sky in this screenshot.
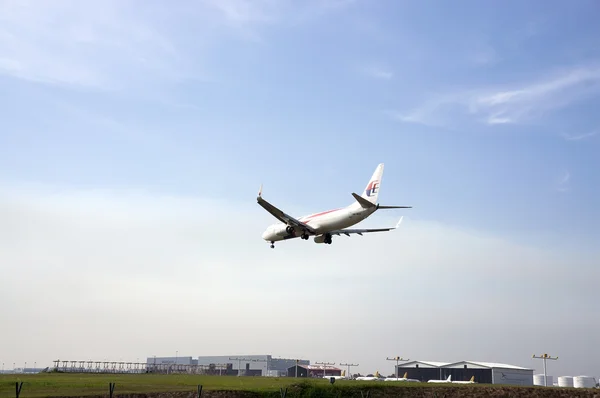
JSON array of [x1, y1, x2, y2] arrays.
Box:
[[1, 0, 599, 246], [1, 0, 599, 378]]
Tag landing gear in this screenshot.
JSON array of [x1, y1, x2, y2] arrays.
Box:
[[301, 233, 309, 240], [324, 233, 332, 244], [286, 226, 294, 234], [270, 241, 275, 249]]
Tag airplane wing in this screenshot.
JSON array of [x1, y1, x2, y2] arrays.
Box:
[[328, 217, 403, 236], [257, 186, 318, 235]]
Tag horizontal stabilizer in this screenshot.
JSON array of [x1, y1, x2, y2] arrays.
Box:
[[378, 205, 412, 209], [329, 216, 403, 237], [352, 192, 376, 208]]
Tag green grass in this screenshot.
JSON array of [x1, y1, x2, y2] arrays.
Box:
[[1, 373, 307, 397], [0, 373, 545, 398]]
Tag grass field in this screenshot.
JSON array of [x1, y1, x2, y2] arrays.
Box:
[[0, 373, 456, 398], [3, 373, 302, 397], [1, 373, 597, 398]]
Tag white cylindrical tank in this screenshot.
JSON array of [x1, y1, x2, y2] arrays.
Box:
[[534, 374, 554, 386], [573, 376, 595, 388], [557, 376, 574, 387]]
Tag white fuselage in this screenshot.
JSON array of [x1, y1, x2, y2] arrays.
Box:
[[261, 202, 376, 242]]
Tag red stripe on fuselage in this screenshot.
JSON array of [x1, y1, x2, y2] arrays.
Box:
[[299, 208, 341, 222]]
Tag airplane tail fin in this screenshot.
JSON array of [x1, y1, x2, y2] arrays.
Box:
[[361, 163, 384, 205], [403, 372, 408, 378], [358, 163, 413, 209], [469, 376, 475, 382]]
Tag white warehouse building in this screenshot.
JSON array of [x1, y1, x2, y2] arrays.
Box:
[[147, 355, 308, 377], [196, 355, 309, 377]]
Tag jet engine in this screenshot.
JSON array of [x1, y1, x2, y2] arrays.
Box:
[[313, 233, 332, 244]]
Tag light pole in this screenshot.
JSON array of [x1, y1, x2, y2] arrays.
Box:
[[315, 362, 335, 378], [339, 363, 358, 379], [386, 357, 409, 379], [532, 353, 558, 387]]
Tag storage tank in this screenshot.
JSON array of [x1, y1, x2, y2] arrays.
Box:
[[557, 376, 574, 387], [573, 376, 595, 388], [534, 374, 553, 386]]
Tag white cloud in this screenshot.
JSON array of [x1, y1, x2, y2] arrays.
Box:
[[392, 65, 600, 127], [361, 64, 393, 80], [0, 0, 199, 89], [0, 0, 358, 89], [0, 183, 598, 376], [560, 131, 598, 141], [468, 42, 499, 66], [201, 0, 281, 24], [2, 0, 213, 91], [556, 171, 570, 192]]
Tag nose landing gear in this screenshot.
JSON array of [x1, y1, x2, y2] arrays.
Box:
[[270, 241, 275, 249]]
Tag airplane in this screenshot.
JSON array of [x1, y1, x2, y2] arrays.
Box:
[[451, 376, 476, 384], [428, 375, 452, 383], [322, 370, 347, 380], [427, 375, 476, 384], [257, 163, 411, 248], [384, 372, 420, 382], [356, 371, 384, 381]]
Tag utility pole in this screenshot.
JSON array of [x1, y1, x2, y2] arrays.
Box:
[[386, 356, 409, 379], [339, 363, 358, 379], [315, 361, 335, 378], [532, 353, 558, 387], [290, 359, 308, 378]]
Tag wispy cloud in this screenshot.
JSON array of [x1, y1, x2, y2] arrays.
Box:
[[201, 0, 281, 24], [362, 64, 393, 80], [391, 65, 600, 127], [0, 0, 357, 89], [560, 131, 598, 141], [468, 41, 499, 67], [0, 0, 197, 90], [556, 171, 571, 192]]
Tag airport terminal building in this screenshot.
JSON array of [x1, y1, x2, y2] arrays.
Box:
[[147, 355, 308, 377], [396, 361, 534, 385], [145, 355, 533, 384]]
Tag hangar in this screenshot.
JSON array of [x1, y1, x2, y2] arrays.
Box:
[[443, 361, 533, 386], [397, 360, 534, 385], [395, 361, 449, 382]]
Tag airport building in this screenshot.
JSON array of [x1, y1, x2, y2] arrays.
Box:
[[287, 364, 342, 378], [147, 355, 309, 377], [396, 361, 534, 386], [147, 356, 195, 366]]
